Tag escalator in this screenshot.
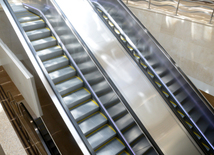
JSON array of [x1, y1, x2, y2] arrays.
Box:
[[88, 0, 214, 154], [7, 2, 160, 155]]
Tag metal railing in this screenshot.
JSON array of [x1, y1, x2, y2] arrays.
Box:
[[124, 0, 214, 24], [0, 85, 41, 155]]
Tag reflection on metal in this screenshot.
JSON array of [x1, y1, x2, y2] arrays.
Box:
[[92, 2, 214, 153], [126, 0, 214, 24], [55, 0, 203, 154]]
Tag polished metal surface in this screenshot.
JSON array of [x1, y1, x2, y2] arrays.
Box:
[[55, 0, 203, 154], [0, 1, 89, 154], [23, 3, 134, 154]]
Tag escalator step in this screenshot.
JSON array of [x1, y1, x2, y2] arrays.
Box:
[[56, 77, 83, 96], [107, 102, 127, 119], [123, 124, 143, 144], [131, 136, 153, 155], [18, 14, 40, 23], [189, 108, 202, 123], [92, 80, 112, 96], [84, 70, 104, 85], [15, 11, 34, 18], [196, 117, 209, 133], [21, 19, 45, 31], [204, 129, 214, 145], [115, 113, 135, 131], [87, 125, 116, 150], [32, 36, 57, 51], [63, 88, 91, 109], [99, 91, 120, 108], [154, 66, 168, 77], [147, 58, 159, 68], [37, 46, 63, 61], [96, 138, 125, 155], [174, 90, 188, 103], [26, 28, 51, 41], [60, 34, 78, 43], [71, 100, 99, 122], [43, 56, 69, 72], [182, 100, 195, 113], [79, 112, 107, 135], [66, 42, 84, 53], [78, 61, 97, 74], [49, 66, 76, 84], [161, 73, 175, 86], [70, 50, 90, 64], [168, 81, 183, 95]]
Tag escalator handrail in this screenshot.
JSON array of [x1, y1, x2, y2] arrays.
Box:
[[4, 1, 134, 154], [92, 1, 214, 151], [2, 1, 95, 154], [22, 3, 135, 154], [118, 0, 214, 114]]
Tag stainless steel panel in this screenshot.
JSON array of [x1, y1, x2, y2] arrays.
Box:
[[55, 0, 203, 154]]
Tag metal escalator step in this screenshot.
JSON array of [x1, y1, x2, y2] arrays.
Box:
[[204, 129, 214, 145], [96, 138, 125, 155], [84, 70, 104, 85], [32, 36, 57, 51], [71, 100, 99, 122], [168, 81, 183, 95], [78, 61, 97, 74], [26, 28, 51, 41], [143, 147, 158, 155], [70, 51, 90, 64], [79, 112, 107, 135], [123, 124, 143, 144], [66, 42, 84, 53], [21, 19, 45, 31], [182, 100, 195, 113], [196, 117, 210, 133], [60, 34, 78, 43], [43, 56, 69, 72], [37, 46, 63, 61], [189, 108, 202, 123], [141, 51, 152, 60], [18, 15, 40, 23], [92, 80, 112, 96], [161, 73, 175, 86], [107, 102, 127, 119], [49, 66, 76, 84], [119, 151, 129, 155], [99, 91, 120, 108], [15, 11, 34, 17], [154, 66, 169, 77], [174, 90, 188, 103], [147, 58, 159, 69], [87, 125, 116, 150], [115, 113, 135, 131], [131, 136, 154, 155], [56, 77, 83, 96], [63, 88, 91, 109]]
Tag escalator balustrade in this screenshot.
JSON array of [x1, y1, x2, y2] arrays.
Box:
[[12, 4, 159, 154], [91, 1, 214, 154], [14, 7, 127, 155]]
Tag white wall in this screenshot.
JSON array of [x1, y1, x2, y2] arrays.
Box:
[[0, 39, 42, 117], [129, 6, 214, 96]]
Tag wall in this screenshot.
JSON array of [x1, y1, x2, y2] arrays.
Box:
[[129, 6, 214, 96], [0, 39, 42, 117]]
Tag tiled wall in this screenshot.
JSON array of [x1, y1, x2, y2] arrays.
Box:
[[129, 6, 214, 96]]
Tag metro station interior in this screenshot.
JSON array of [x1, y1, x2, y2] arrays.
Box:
[[0, 0, 214, 154]]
